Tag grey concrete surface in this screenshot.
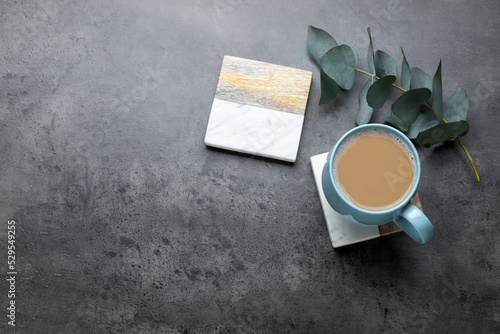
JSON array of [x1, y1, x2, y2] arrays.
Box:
[[0, 0, 499, 333]]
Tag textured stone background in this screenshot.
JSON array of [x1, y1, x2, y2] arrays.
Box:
[[0, 0, 499, 333]]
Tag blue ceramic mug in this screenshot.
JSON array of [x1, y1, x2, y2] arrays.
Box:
[[321, 124, 434, 244]]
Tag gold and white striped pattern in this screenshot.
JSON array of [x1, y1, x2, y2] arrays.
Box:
[[215, 56, 312, 115]]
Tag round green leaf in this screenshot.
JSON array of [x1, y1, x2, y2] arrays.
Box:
[[391, 112, 409, 132], [416, 121, 470, 147], [401, 48, 411, 91], [385, 116, 396, 127], [356, 76, 375, 125], [353, 46, 359, 68], [374, 50, 397, 78], [443, 87, 469, 122], [391, 88, 432, 132], [307, 26, 338, 64], [432, 61, 443, 121], [405, 108, 440, 139], [366, 75, 396, 109], [319, 68, 339, 105], [410, 67, 432, 91], [320, 45, 358, 90]]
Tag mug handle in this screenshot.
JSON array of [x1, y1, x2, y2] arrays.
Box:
[[393, 203, 435, 244]]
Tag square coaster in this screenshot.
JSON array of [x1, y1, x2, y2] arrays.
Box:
[[205, 56, 313, 162], [311, 152, 423, 248]]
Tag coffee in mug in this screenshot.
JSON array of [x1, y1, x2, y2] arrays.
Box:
[[333, 128, 416, 210]]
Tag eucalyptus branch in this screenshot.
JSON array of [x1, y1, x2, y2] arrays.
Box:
[[354, 67, 480, 181], [308, 25, 480, 181]]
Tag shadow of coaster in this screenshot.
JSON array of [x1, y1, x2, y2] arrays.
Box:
[[311, 152, 424, 248]]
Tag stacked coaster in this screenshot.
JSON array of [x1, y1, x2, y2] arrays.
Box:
[[310, 152, 424, 248], [205, 56, 313, 162]]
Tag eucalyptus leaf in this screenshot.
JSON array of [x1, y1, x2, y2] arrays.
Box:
[[356, 76, 375, 125], [410, 67, 432, 91], [367, 27, 375, 74], [405, 108, 440, 139], [432, 61, 444, 121], [366, 75, 396, 109], [443, 87, 469, 122], [401, 48, 411, 91], [353, 46, 359, 67], [391, 88, 432, 132], [391, 112, 409, 132], [319, 68, 339, 105], [307, 26, 338, 63], [320, 44, 358, 90], [374, 50, 397, 77], [385, 116, 396, 126], [416, 121, 470, 147]]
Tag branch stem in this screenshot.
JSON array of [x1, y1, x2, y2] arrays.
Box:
[[354, 68, 375, 77], [456, 137, 481, 181], [354, 68, 407, 93]]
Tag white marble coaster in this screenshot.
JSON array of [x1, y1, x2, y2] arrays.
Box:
[[205, 56, 313, 162], [205, 99, 305, 162], [310, 152, 381, 248]]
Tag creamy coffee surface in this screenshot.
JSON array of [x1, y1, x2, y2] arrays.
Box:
[[334, 129, 416, 210]]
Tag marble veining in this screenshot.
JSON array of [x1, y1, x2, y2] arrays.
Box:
[[205, 99, 305, 162]]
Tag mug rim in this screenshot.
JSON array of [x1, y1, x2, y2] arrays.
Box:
[[327, 124, 421, 216]]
